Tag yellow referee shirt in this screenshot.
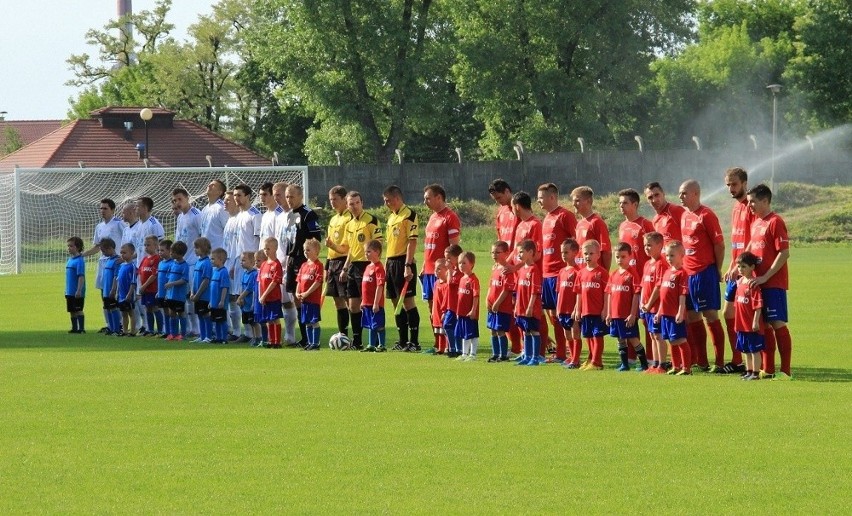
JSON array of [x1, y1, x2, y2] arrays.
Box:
[[327, 210, 352, 260], [345, 211, 382, 262], [386, 204, 419, 259]]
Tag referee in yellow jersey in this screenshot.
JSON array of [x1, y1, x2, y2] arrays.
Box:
[[383, 186, 421, 351], [324, 186, 353, 337]]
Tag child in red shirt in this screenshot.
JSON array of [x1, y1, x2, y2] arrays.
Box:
[[556, 239, 581, 367], [640, 232, 668, 373], [443, 245, 463, 358], [486, 241, 515, 362], [654, 241, 690, 375], [572, 240, 609, 370], [456, 251, 480, 361], [259, 237, 284, 348], [361, 239, 387, 352], [296, 239, 324, 351], [431, 258, 450, 354], [514, 239, 544, 366], [606, 242, 647, 371], [733, 251, 765, 380]]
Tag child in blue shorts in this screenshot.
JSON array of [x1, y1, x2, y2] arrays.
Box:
[[237, 251, 262, 346], [733, 252, 765, 380], [65, 236, 86, 333]]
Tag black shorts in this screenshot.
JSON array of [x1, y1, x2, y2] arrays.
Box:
[[66, 295, 84, 313], [241, 311, 255, 325], [325, 257, 347, 298], [211, 308, 228, 323], [385, 256, 417, 299], [155, 297, 166, 308], [194, 300, 210, 316], [165, 299, 186, 314], [103, 297, 118, 310], [345, 261, 368, 299], [286, 263, 300, 294], [118, 300, 134, 313]]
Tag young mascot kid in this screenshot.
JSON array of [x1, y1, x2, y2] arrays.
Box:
[[486, 241, 514, 362], [259, 238, 284, 348], [65, 236, 87, 333], [138, 236, 163, 337], [654, 241, 691, 375], [431, 258, 450, 355], [209, 248, 231, 343], [455, 251, 480, 361], [155, 240, 173, 338], [296, 239, 325, 350], [442, 244, 463, 357], [164, 241, 190, 341], [100, 238, 121, 335], [237, 251, 261, 346], [191, 237, 213, 343], [514, 239, 544, 366], [640, 232, 668, 373], [556, 239, 582, 368], [606, 242, 648, 371], [116, 243, 137, 336], [572, 240, 609, 370], [361, 239, 387, 352], [734, 251, 765, 380]]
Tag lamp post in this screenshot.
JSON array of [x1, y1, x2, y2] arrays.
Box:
[[139, 108, 153, 160], [767, 84, 782, 190]]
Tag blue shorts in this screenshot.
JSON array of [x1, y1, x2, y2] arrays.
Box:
[[361, 307, 386, 330], [515, 315, 540, 334], [660, 315, 687, 342], [253, 301, 265, 323], [454, 316, 479, 339], [260, 300, 283, 321], [580, 315, 607, 338], [141, 292, 157, 307], [557, 313, 575, 330], [641, 311, 661, 334], [541, 277, 558, 310], [609, 318, 640, 340], [441, 309, 457, 332], [486, 311, 511, 332], [688, 265, 721, 312], [761, 288, 788, 323], [421, 273, 437, 301], [724, 279, 737, 302], [300, 302, 321, 324], [736, 331, 765, 353]]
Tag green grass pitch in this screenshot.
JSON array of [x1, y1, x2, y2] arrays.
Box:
[[1, 245, 850, 513]]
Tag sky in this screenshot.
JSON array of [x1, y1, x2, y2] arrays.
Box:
[[0, 0, 217, 120]]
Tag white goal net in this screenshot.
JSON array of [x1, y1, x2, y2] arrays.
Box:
[[0, 166, 308, 275]]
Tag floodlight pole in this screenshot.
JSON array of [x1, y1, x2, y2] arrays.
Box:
[[767, 84, 782, 191]]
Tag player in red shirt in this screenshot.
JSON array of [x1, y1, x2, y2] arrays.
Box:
[[556, 239, 582, 367], [746, 184, 792, 380], [138, 235, 163, 337], [489, 179, 522, 356], [572, 186, 612, 271], [295, 239, 324, 350], [443, 244, 463, 357], [654, 241, 691, 375], [639, 232, 668, 373], [678, 179, 726, 372], [455, 252, 481, 361], [422, 184, 461, 315], [732, 251, 765, 380], [537, 183, 576, 362], [486, 241, 515, 362], [360, 239, 387, 352], [259, 237, 284, 348], [572, 240, 610, 370], [644, 182, 685, 245], [618, 188, 656, 363], [514, 239, 544, 366], [722, 167, 755, 373], [430, 259, 450, 354], [606, 243, 648, 371]]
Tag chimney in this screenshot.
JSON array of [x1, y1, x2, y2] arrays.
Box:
[[117, 0, 133, 65]]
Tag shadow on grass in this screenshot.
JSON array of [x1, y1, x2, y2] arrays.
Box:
[[786, 367, 852, 383], [0, 331, 254, 352]]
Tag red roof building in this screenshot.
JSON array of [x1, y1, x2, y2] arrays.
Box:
[[0, 107, 271, 172], [0, 120, 63, 155]]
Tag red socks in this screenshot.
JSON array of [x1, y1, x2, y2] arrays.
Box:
[[570, 338, 582, 366], [687, 321, 708, 368], [725, 317, 742, 365], [775, 326, 792, 376], [708, 319, 726, 367], [508, 324, 522, 354], [591, 336, 604, 366], [538, 315, 550, 355], [267, 322, 281, 345], [677, 342, 692, 371], [762, 327, 777, 374]]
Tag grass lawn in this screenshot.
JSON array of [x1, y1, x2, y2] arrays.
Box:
[[1, 245, 850, 513]]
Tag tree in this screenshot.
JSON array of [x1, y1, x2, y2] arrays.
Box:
[[2, 126, 24, 156]]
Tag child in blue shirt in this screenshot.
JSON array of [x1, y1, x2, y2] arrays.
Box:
[[100, 238, 122, 335], [191, 238, 214, 343], [65, 236, 87, 333], [117, 243, 138, 336], [155, 240, 173, 337], [210, 248, 231, 343], [237, 251, 262, 346], [164, 241, 191, 341]]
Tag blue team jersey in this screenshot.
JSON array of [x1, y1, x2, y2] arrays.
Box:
[[117, 261, 137, 301], [101, 255, 120, 298], [65, 255, 86, 297], [156, 258, 173, 298], [241, 268, 258, 313], [166, 260, 191, 301], [192, 256, 213, 302], [210, 266, 231, 308]]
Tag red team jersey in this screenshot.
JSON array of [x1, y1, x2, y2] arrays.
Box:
[[138, 254, 160, 294], [542, 206, 577, 277], [361, 262, 386, 308], [432, 281, 448, 327], [574, 265, 609, 316], [652, 202, 685, 245], [259, 259, 283, 302], [555, 265, 579, 315], [297, 260, 324, 304], [574, 213, 611, 266], [657, 267, 688, 317], [423, 207, 461, 274], [640, 258, 667, 311], [487, 267, 515, 314], [749, 212, 790, 290], [495, 204, 518, 246], [607, 267, 641, 319], [513, 216, 543, 257], [730, 198, 754, 262], [446, 269, 460, 313], [618, 217, 655, 273], [734, 278, 764, 333], [681, 205, 724, 275], [515, 263, 543, 319], [456, 273, 480, 318]]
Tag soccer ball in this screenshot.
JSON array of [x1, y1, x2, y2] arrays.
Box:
[[328, 332, 351, 350]]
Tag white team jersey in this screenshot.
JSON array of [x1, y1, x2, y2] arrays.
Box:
[[274, 209, 299, 264], [93, 217, 125, 289], [135, 216, 165, 266], [200, 199, 229, 251], [235, 206, 262, 254], [176, 207, 202, 265], [223, 215, 241, 294], [260, 206, 283, 241]]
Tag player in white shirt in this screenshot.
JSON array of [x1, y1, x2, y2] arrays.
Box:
[[273, 181, 299, 344], [133, 196, 165, 334], [200, 179, 229, 251], [231, 184, 262, 340], [173, 187, 203, 334], [259, 182, 283, 241], [82, 198, 125, 331], [222, 192, 243, 339]]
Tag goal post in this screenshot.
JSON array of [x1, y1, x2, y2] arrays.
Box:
[[0, 166, 308, 275]]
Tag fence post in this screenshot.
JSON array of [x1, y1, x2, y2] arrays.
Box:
[[13, 167, 22, 274]]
